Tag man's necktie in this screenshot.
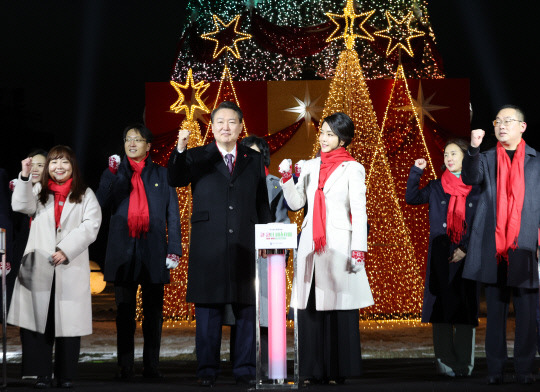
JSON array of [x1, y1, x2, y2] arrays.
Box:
[[225, 154, 234, 174]]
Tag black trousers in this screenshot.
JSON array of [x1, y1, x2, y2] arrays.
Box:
[[298, 283, 362, 380], [20, 276, 80, 380], [195, 303, 256, 379], [114, 282, 164, 371], [484, 284, 539, 376]]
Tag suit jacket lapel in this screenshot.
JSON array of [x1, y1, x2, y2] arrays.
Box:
[[205, 142, 231, 179], [323, 161, 348, 193], [232, 145, 252, 181]]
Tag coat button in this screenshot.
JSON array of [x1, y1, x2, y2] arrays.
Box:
[[469, 202, 473, 207], [229, 205, 234, 210], [441, 200, 446, 205], [442, 223, 447, 228], [229, 229, 234, 234], [155, 183, 159, 187], [229, 183, 233, 188]]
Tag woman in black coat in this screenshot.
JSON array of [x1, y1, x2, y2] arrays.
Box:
[[405, 139, 480, 377]]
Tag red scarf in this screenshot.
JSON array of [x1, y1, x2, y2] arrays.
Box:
[[495, 140, 525, 262], [127, 154, 150, 238], [313, 147, 356, 254], [48, 178, 72, 229], [440, 170, 472, 244]]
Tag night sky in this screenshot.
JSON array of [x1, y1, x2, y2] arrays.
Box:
[[1, 0, 539, 188]]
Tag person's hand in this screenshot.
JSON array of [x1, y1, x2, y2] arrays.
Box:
[[258, 249, 267, 258], [351, 250, 366, 272], [9, 179, 17, 192], [166, 254, 180, 269], [1, 257, 11, 275], [50, 250, 67, 266], [177, 129, 190, 151], [294, 160, 305, 176], [449, 248, 466, 263], [471, 129, 485, 148], [414, 159, 427, 170], [279, 159, 292, 182], [108, 154, 121, 175], [21, 157, 32, 177]]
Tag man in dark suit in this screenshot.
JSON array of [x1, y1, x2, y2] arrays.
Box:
[[97, 124, 182, 380], [168, 101, 271, 386], [461, 105, 540, 385]]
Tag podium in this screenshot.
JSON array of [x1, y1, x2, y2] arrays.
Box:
[[1, 228, 7, 391], [254, 223, 298, 389]]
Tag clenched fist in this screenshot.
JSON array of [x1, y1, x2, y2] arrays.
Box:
[[471, 129, 485, 148], [414, 158, 427, 170], [177, 129, 190, 151], [279, 159, 292, 182]]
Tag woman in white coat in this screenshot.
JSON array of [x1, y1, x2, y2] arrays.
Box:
[[279, 112, 373, 384], [8, 145, 102, 389]]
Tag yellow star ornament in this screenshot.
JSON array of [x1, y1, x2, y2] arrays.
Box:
[[326, 0, 374, 50], [170, 68, 210, 121], [374, 11, 425, 57], [201, 14, 252, 59]]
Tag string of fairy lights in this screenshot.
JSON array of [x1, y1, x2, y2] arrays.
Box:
[[172, 0, 444, 83], [138, 0, 448, 323]]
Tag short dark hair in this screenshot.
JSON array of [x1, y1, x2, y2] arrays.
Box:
[[240, 135, 270, 167], [498, 104, 525, 122], [322, 112, 355, 148], [211, 101, 243, 123], [39, 145, 86, 205], [441, 138, 468, 171], [27, 149, 48, 159], [122, 123, 154, 143]]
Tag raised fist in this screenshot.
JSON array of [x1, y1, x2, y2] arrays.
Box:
[[294, 160, 305, 176], [279, 159, 292, 182], [21, 157, 32, 177], [414, 158, 427, 170], [471, 129, 485, 148], [177, 129, 190, 151], [108, 154, 121, 175]]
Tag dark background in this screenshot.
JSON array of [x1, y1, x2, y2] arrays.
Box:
[[1, 0, 539, 188]]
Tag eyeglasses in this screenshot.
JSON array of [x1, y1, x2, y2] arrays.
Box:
[[493, 119, 521, 127], [124, 138, 146, 143]]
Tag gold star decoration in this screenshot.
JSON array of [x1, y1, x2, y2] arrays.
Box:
[[326, 0, 374, 50], [282, 84, 323, 136], [397, 80, 448, 130], [374, 11, 425, 57], [200, 14, 252, 59], [170, 68, 210, 121]]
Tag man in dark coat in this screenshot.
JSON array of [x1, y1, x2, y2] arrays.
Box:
[[461, 105, 540, 385], [168, 101, 271, 386], [97, 124, 181, 379]]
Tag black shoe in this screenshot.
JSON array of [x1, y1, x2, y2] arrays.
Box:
[[57, 379, 74, 388], [235, 375, 255, 385], [516, 374, 534, 384], [198, 376, 215, 387], [143, 368, 163, 379], [116, 366, 135, 380], [487, 374, 503, 385], [34, 376, 52, 389]]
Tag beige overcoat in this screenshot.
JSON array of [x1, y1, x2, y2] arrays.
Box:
[[281, 158, 374, 311], [7, 175, 102, 336]]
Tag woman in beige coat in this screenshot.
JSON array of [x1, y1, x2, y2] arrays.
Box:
[[8, 145, 101, 388], [279, 112, 373, 384]]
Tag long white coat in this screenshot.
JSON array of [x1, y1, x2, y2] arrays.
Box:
[[282, 158, 374, 311], [8, 175, 102, 336]]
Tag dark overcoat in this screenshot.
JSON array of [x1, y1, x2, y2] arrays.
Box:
[[461, 144, 540, 289], [405, 166, 480, 325], [96, 156, 182, 284], [167, 142, 271, 305]]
